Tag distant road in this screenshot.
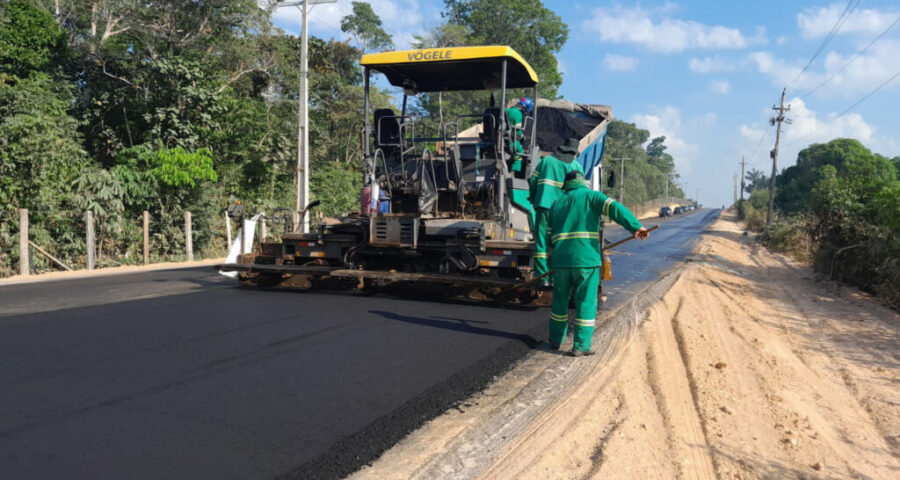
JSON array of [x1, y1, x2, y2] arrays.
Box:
[[0, 209, 718, 480]]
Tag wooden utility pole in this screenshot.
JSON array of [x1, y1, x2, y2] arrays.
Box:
[[143, 211, 150, 265], [185, 211, 193, 262], [664, 174, 670, 204], [19, 208, 29, 276], [86, 210, 95, 270], [739, 155, 746, 202], [768, 88, 791, 226], [733, 173, 738, 205], [610, 157, 632, 204]]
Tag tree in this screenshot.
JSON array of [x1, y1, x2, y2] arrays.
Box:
[[599, 121, 684, 208], [744, 168, 768, 194], [444, 0, 568, 97], [777, 139, 895, 216], [340, 1, 393, 53], [0, 0, 65, 78], [412, 23, 469, 49], [646, 136, 675, 173]]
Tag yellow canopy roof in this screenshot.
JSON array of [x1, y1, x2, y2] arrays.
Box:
[[360, 46, 539, 92]]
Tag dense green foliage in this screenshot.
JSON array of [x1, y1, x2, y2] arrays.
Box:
[[341, 1, 393, 53], [0, 0, 681, 276], [735, 189, 770, 232], [740, 138, 900, 308], [600, 120, 685, 209], [0, 0, 392, 275], [443, 0, 568, 96], [409, 0, 568, 131]]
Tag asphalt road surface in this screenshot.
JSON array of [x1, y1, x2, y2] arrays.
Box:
[[0, 208, 719, 480]]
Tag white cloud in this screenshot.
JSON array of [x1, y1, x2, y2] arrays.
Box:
[[798, 3, 900, 39], [742, 97, 887, 168], [603, 54, 639, 72], [710, 80, 730, 94], [688, 56, 738, 73], [739, 124, 765, 141], [776, 35, 789, 45], [748, 39, 900, 97], [272, 0, 427, 49], [785, 97, 874, 145], [631, 106, 699, 173], [582, 6, 765, 53]]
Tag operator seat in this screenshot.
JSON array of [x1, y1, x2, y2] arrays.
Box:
[[374, 109, 401, 173], [481, 107, 500, 149]]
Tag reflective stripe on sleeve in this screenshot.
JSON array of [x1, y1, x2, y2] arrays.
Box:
[[549, 311, 568, 322], [574, 318, 596, 327], [534, 252, 549, 259], [538, 179, 564, 188], [603, 197, 614, 217]]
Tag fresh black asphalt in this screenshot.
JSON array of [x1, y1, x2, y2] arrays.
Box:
[[0, 208, 719, 480]]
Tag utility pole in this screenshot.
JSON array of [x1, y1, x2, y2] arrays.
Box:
[[739, 155, 746, 202], [610, 157, 632, 204], [733, 173, 738, 205], [768, 88, 791, 226], [664, 178, 668, 204], [278, 0, 336, 233]]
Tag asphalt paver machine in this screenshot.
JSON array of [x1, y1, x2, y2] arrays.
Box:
[[222, 46, 611, 303]]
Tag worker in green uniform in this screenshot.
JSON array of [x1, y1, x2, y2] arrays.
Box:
[[505, 97, 532, 173], [547, 170, 649, 356], [529, 138, 584, 281]]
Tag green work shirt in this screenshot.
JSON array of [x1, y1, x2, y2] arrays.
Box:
[[505, 107, 523, 129], [529, 155, 584, 210], [548, 185, 643, 268]]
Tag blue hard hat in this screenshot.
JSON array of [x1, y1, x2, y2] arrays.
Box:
[[518, 97, 534, 113]]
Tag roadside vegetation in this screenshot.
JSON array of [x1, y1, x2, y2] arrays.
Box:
[[0, 0, 685, 276], [737, 138, 900, 308]]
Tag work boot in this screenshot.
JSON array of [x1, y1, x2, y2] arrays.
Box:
[[546, 341, 562, 351], [569, 348, 595, 357]]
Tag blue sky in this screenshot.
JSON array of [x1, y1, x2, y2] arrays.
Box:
[[272, 1, 900, 206]]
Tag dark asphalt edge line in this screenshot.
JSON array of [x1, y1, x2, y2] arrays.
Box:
[[276, 322, 545, 480], [277, 209, 721, 480]]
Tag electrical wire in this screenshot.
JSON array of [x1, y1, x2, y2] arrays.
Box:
[[786, 0, 862, 93], [787, 67, 900, 147], [800, 12, 900, 98]]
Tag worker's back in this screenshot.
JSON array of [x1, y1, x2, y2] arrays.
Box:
[[548, 187, 605, 268], [530, 156, 583, 210], [549, 178, 643, 266]]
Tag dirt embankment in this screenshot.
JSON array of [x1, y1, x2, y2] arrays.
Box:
[[486, 212, 900, 479]]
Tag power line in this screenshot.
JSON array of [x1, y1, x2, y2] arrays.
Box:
[[800, 13, 900, 98], [786, 0, 861, 93], [787, 67, 900, 147]]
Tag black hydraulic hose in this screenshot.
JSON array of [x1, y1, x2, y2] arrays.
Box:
[[343, 220, 369, 266]]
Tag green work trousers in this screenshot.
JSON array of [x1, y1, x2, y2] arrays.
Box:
[[533, 208, 551, 277], [548, 267, 600, 352]]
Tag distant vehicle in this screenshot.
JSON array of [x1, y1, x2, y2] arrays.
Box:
[[659, 206, 672, 217], [674, 206, 685, 214]]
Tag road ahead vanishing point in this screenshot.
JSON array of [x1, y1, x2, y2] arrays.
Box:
[[0, 209, 718, 480]]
